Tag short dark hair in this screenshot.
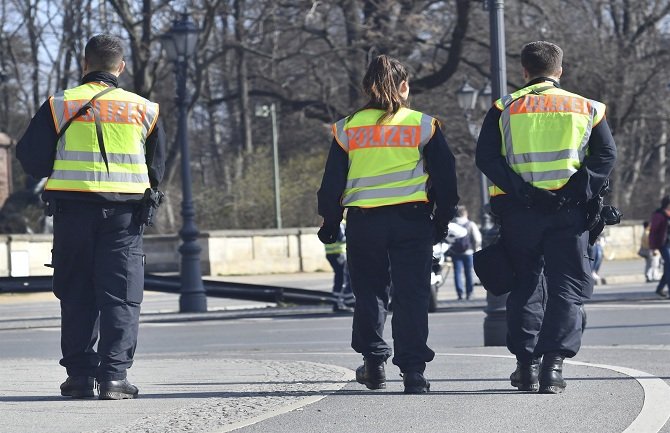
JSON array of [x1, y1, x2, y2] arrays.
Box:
[[662, 195, 670, 209], [521, 41, 562, 78], [84, 34, 124, 72]]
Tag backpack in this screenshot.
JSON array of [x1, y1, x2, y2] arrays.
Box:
[[449, 222, 472, 254]]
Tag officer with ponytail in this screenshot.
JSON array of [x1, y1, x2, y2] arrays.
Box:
[[317, 55, 459, 393]]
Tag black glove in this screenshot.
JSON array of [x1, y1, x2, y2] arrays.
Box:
[[526, 185, 566, 214], [433, 221, 449, 245], [432, 206, 455, 245], [318, 222, 339, 244], [601, 205, 623, 225]]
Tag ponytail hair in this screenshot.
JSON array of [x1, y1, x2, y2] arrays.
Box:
[[354, 55, 409, 125]]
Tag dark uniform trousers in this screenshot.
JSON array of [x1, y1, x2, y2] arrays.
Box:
[[52, 200, 145, 381], [496, 201, 592, 362], [346, 204, 435, 373]]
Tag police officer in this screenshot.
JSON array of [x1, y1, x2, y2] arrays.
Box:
[[476, 41, 616, 394], [317, 55, 459, 394], [324, 221, 355, 312], [16, 34, 166, 400]]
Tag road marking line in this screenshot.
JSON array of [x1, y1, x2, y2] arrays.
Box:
[[264, 351, 670, 433], [212, 364, 355, 433], [443, 353, 670, 433], [568, 360, 670, 433]]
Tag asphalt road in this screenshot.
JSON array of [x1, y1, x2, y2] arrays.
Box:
[[1, 278, 669, 432]]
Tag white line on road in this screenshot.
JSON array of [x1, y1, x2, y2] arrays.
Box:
[[443, 353, 670, 433], [212, 364, 355, 433], [263, 351, 670, 433]]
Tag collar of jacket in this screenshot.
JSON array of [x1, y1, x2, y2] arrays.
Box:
[[524, 76, 560, 88], [80, 71, 119, 88]]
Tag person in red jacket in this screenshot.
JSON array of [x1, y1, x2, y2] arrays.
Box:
[[648, 195, 670, 298]]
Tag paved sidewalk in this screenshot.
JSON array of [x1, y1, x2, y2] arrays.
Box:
[[0, 357, 353, 433]]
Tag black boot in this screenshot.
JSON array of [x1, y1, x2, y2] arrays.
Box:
[[402, 371, 430, 394], [510, 359, 540, 392], [539, 353, 566, 394], [355, 358, 386, 390], [97, 379, 139, 400], [60, 376, 95, 398]]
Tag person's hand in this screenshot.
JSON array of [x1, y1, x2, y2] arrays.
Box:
[[432, 206, 456, 245], [317, 221, 339, 244], [433, 220, 450, 245], [528, 186, 566, 214], [652, 249, 660, 256]]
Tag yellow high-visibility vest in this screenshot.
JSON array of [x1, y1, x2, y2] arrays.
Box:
[[489, 83, 606, 197], [45, 82, 159, 194], [332, 108, 436, 208]]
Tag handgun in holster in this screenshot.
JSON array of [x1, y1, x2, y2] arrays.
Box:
[[137, 188, 165, 226]]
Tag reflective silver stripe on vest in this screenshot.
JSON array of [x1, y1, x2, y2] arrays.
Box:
[[501, 94, 514, 108], [59, 150, 146, 165], [334, 118, 349, 151], [49, 170, 149, 184], [343, 183, 426, 205], [501, 110, 513, 159], [346, 162, 425, 189], [506, 148, 580, 165], [519, 169, 577, 183], [51, 91, 67, 136], [577, 103, 597, 160], [418, 114, 434, 152]]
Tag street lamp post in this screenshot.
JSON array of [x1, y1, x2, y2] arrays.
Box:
[[482, 0, 508, 346], [255, 103, 282, 229], [456, 80, 492, 229], [161, 13, 207, 313]]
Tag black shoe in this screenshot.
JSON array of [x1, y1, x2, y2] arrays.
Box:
[[60, 376, 95, 398], [510, 360, 540, 392], [355, 358, 386, 390], [97, 379, 139, 400], [539, 353, 566, 394], [402, 371, 430, 394], [655, 287, 667, 298]]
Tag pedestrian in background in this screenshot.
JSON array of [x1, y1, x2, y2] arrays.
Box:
[[448, 205, 481, 300], [649, 196, 670, 298], [639, 221, 662, 284], [16, 34, 166, 400], [325, 221, 355, 312], [476, 41, 616, 394], [590, 236, 605, 284], [317, 54, 459, 394]]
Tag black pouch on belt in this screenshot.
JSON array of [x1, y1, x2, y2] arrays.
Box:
[[473, 239, 515, 296]]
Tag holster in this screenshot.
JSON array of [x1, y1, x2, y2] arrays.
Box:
[[585, 195, 603, 231], [136, 188, 165, 226]]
